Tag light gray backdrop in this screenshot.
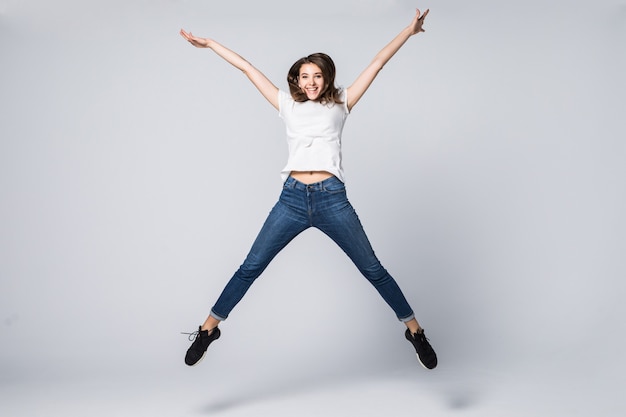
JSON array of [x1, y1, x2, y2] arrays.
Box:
[[1, 0, 625, 416]]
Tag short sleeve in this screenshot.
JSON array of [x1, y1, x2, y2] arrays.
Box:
[[340, 88, 349, 114], [278, 90, 293, 118]]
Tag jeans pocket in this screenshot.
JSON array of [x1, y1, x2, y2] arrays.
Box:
[[323, 180, 346, 195], [282, 177, 295, 190]]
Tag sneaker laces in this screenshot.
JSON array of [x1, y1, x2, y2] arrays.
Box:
[[415, 332, 435, 356], [181, 330, 200, 341], [181, 328, 216, 341], [410, 330, 430, 347]]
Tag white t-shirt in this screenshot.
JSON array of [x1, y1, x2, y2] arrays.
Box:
[[278, 89, 350, 183]]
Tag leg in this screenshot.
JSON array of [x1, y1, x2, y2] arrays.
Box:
[[313, 184, 415, 321], [315, 188, 437, 369], [184, 197, 308, 367], [209, 196, 309, 322]]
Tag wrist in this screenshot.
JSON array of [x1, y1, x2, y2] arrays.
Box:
[[402, 25, 415, 37]]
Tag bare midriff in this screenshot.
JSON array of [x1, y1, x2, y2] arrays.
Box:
[[289, 170, 334, 184]]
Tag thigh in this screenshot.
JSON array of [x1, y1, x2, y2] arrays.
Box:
[[316, 198, 379, 269], [244, 199, 309, 268]]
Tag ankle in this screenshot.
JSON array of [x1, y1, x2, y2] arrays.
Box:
[[201, 326, 215, 334], [407, 325, 423, 335]]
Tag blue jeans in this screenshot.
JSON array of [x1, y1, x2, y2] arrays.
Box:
[[210, 176, 415, 322]]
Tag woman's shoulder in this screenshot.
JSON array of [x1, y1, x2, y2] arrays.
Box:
[[278, 90, 295, 116], [279, 89, 294, 104]]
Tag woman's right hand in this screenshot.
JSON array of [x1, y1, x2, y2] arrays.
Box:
[[180, 29, 211, 48]]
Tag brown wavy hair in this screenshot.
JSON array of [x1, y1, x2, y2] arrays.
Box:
[[287, 53, 343, 105]]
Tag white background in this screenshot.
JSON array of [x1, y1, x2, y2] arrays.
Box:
[[1, 1, 625, 416]]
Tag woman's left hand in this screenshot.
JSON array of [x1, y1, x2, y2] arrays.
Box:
[[408, 8, 430, 35]]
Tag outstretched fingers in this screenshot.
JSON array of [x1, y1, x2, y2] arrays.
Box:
[[180, 29, 209, 48], [411, 8, 429, 34]]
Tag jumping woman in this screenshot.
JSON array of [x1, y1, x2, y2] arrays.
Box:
[[179, 7, 437, 370]]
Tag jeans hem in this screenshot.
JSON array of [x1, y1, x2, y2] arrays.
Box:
[[210, 310, 227, 322], [398, 313, 415, 323]]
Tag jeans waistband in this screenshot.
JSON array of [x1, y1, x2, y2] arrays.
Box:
[[284, 175, 342, 192]]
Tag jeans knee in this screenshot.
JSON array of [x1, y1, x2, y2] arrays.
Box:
[[236, 260, 266, 283], [360, 262, 390, 285]]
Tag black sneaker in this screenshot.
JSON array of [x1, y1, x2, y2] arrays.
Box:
[[405, 328, 437, 369], [183, 326, 221, 366]]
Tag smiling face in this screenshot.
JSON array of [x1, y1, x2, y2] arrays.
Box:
[[287, 53, 339, 104], [297, 63, 325, 101]]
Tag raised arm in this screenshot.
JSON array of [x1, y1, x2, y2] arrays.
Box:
[[346, 8, 429, 112], [180, 29, 279, 110]]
